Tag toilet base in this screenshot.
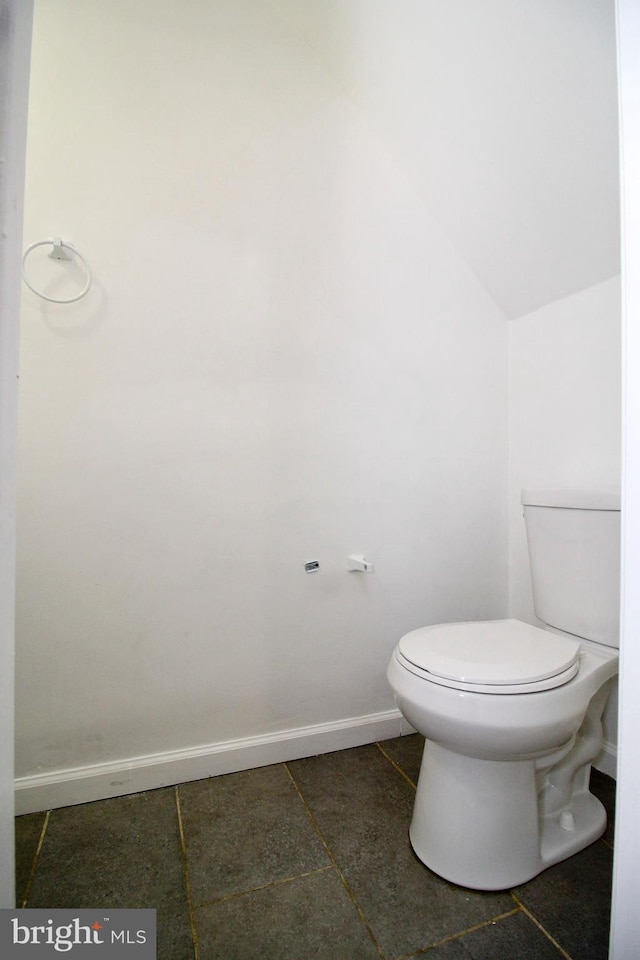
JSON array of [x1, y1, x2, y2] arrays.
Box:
[[409, 739, 606, 890], [539, 789, 606, 869]]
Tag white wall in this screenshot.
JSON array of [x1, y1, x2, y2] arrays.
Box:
[[15, 0, 508, 808], [508, 276, 621, 769], [508, 277, 621, 619], [610, 1, 640, 951], [273, 0, 620, 320], [0, 0, 33, 904]]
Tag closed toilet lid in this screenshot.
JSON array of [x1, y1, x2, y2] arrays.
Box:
[[397, 619, 581, 693]]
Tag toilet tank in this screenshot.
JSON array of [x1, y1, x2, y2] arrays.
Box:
[[522, 487, 621, 648]]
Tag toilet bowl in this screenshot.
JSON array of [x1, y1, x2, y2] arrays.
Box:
[[388, 619, 617, 889], [387, 487, 620, 890]]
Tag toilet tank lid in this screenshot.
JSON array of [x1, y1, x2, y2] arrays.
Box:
[[521, 486, 620, 511]]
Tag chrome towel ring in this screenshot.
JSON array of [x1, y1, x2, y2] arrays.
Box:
[[22, 236, 92, 303]]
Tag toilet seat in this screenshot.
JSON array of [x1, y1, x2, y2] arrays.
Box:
[[397, 619, 581, 694]]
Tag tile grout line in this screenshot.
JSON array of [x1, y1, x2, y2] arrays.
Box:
[[284, 762, 388, 960], [511, 893, 575, 960], [194, 864, 335, 910], [394, 907, 523, 960], [174, 785, 201, 960], [19, 810, 51, 909], [375, 741, 419, 790]]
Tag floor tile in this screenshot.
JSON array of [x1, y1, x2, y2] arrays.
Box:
[[25, 788, 193, 960], [288, 745, 514, 960], [377, 733, 425, 786], [14, 811, 46, 907], [178, 764, 330, 905], [195, 867, 381, 960], [14, 744, 616, 960], [417, 910, 566, 959], [514, 838, 613, 960]]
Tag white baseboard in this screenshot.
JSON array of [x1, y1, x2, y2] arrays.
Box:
[[15, 709, 407, 815], [594, 739, 618, 779], [15, 712, 614, 815]]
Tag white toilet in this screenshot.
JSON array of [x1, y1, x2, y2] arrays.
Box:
[[387, 487, 620, 890]]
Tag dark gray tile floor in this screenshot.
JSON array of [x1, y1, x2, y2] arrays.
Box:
[[15, 735, 615, 960]]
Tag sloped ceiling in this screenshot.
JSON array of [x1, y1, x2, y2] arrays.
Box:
[[272, 0, 620, 320]]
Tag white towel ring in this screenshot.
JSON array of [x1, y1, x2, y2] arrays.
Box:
[[22, 237, 92, 304]]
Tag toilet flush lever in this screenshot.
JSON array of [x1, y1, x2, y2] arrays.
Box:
[[348, 555, 374, 573]]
